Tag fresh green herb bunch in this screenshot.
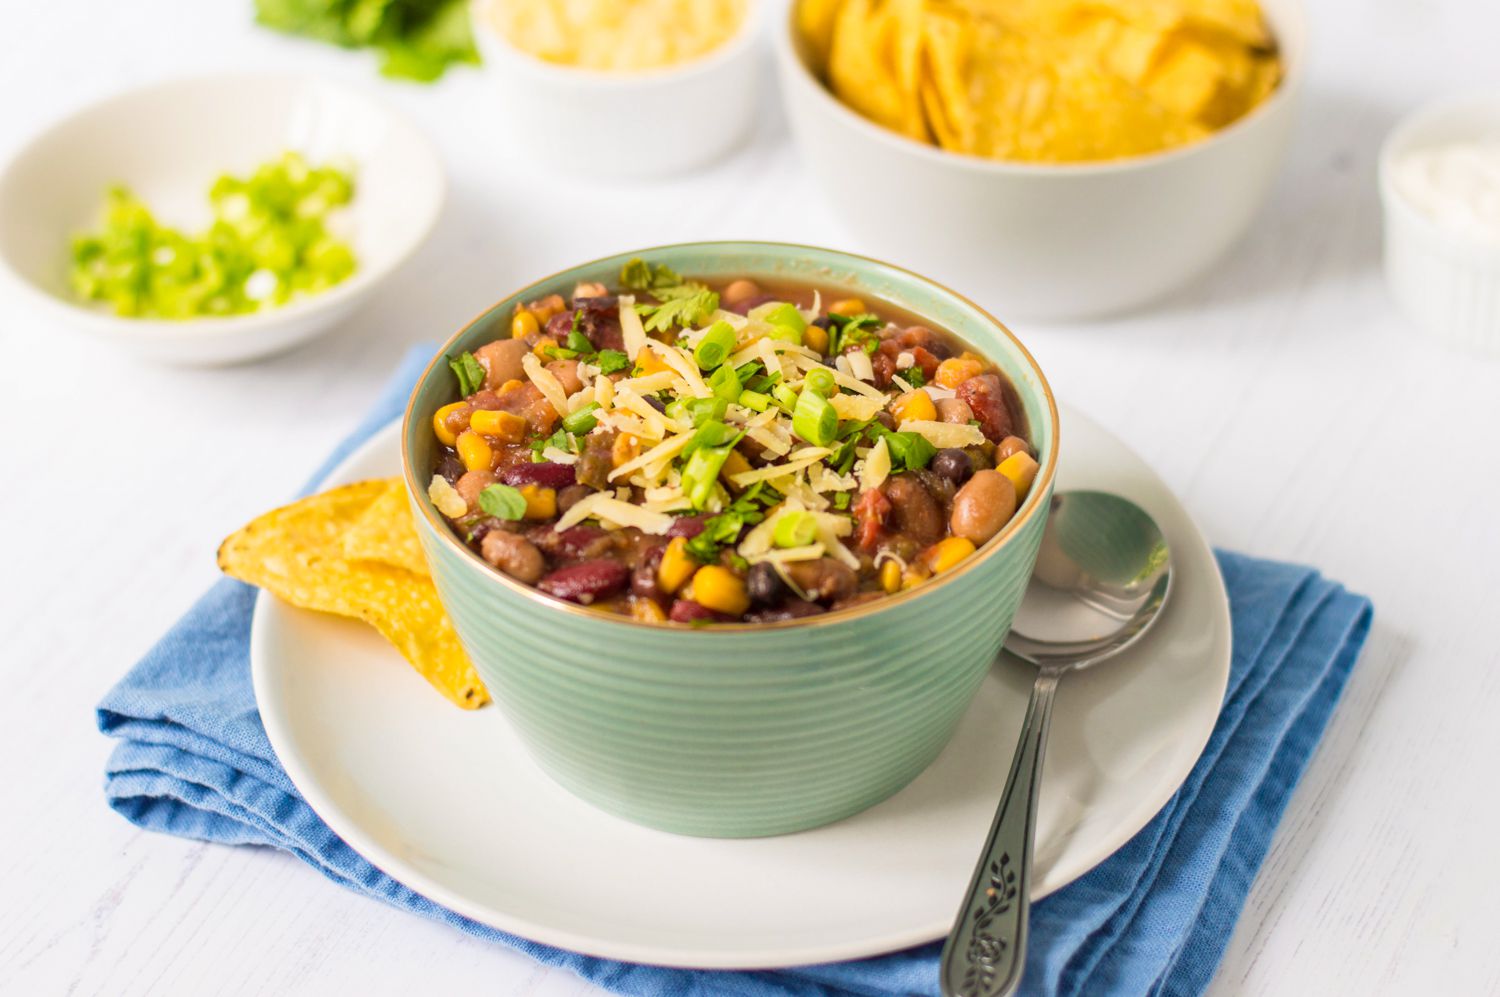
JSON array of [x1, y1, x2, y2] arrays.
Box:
[[254, 0, 480, 82]]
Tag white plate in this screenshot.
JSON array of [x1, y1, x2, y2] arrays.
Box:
[[251, 403, 1230, 969]]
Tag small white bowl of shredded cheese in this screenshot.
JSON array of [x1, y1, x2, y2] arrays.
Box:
[[470, 0, 765, 179], [1380, 93, 1500, 356]]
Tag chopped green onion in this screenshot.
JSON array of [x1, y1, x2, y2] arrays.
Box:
[[752, 301, 808, 336], [773, 510, 819, 548], [686, 419, 738, 455], [792, 389, 838, 447], [766, 324, 803, 346], [773, 384, 799, 413], [739, 389, 771, 412], [682, 445, 733, 510], [694, 320, 737, 370], [683, 397, 729, 427], [803, 367, 836, 396], [561, 403, 600, 435], [478, 484, 527, 521], [833, 491, 852, 510], [707, 363, 742, 404]]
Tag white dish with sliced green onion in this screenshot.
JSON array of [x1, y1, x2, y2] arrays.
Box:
[[0, 73, 443, 366]]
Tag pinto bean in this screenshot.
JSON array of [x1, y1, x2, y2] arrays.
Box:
[[937, 397, 974, 425], [882, 473, 946, 546], [475, 338, 530, 390], [950, 470, 1018, 545], [994, 436, 1031, 462], [538, 560, 629, 604], [723, 279, 761, 307], [499, 461, 577, 489], [455, 469, 497, 507], [546, 358, 583, 395], [480, 531, 545, 583], [556, 484, 591, 513], [786, 558, 858, 604]]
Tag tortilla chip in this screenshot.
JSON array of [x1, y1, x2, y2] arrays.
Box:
[[219, 480, 489, 710], [341, 479, 432, 578]]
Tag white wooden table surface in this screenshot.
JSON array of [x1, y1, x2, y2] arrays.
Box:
[[2, 1, 1497, 994]]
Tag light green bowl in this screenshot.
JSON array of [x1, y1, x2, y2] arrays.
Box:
[[402, 242, 1059, 838]]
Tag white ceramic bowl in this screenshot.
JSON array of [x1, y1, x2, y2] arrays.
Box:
[[469, 0, 764, 179], [0, 73, 444, 366], [773, 0, 1305, 320], [1379, 92, 1500, 356]]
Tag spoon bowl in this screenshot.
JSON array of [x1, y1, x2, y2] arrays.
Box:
[[940, 490, 1173, 997]]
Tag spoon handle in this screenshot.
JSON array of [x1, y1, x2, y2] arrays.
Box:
[[939, 669, 1061, 997]]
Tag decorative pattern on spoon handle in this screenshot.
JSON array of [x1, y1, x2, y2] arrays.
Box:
[[940, 669, 1061, 997]]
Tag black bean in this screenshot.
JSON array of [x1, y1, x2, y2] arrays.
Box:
[[931, 448, 974, 486], [436, 454, 465, 485], [644, 395, 667, 414], [746, 562, 788, 606]]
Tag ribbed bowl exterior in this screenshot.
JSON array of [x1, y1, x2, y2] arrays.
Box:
[[404, 244, 1058, 837]]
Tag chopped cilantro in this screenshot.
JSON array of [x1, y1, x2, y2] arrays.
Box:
[[833, 492, 852, 510], [683, 487, 772, 562], [828, 313, 882, 355], [595, 349, 630, 374], [902, 366, 928, 389], [619, 258, 683, 291], [478, 484, 527, 520], [448, 351, 485, 396], [542, 345, 579, 360], [636, 289, 719, 333], [870, 424, 936, 471]]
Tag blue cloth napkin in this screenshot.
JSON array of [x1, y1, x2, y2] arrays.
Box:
[[98, 345, 1373, 997]]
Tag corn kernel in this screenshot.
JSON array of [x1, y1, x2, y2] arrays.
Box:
[[891, 389, 937, 424], [935, 356, 984, 388], [829, 297, 866, 316], [432, 402, 467, 447], [456, 430, 493, 472], [996, 452, 1040, 500], [879, 559, 902, 594], [924, 537, 977, 574], [519, 484, 557, 520], [532, 337, 558, 359], [691, 565, 750, 616], [630, 597, 667, 623], [721, 449, 752, 487], [634, 350, 673, 377], [901, 564, 931, 590], [498, 378, 524, 395], [469, 409, 528, 443], [612, 433, 641, 468], [657, 537, 697, 596], [803, 324, 829, 355], [526, 294, 566, 323], [511, 310, 540, 339]]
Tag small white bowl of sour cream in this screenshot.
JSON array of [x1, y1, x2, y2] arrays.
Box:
[[1380, 93, 1500, 356]]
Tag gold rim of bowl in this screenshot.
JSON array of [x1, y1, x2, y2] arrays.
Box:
[[400, 239, 1060, 633]]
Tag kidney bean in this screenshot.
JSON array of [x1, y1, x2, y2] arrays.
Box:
[[631, 545, 668, 602], [480, 531, 545, 584], [455, 469, 497, 507], [871, 349, 897, 388], [475, 338, 530, 390], [669, 599, 730, 623], [786, 558, 858, 604], [538, 560, 629, 604], [666, 515, 706, 538], [528, 524, 609, 560], [746, 562, 788, 606], [955, 374, 1015, 442], [745, 599, 825, 623], [499, 461, 577, 489], [937, 397, 974, 425], [930, 448, 973, 486], [950, 470, 1018, 545], [883, 474, 946, 546]]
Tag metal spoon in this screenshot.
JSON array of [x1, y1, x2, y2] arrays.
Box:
[[939, 490, 1173, 997]]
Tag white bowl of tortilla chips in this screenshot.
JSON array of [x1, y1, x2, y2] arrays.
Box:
[[775, 0, 1305, 320], [471, 0, 766, 179]]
